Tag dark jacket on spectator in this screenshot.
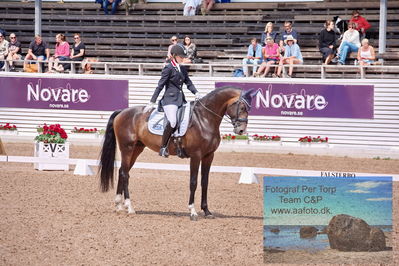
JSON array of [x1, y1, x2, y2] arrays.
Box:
[[319, 28, 337, 49], [261, 31, 279, 44]]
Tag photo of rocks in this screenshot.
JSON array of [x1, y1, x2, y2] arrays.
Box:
[[263, 176, 393, 264]]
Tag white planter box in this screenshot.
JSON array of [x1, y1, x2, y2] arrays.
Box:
[[34, 142, 70, 171], [0, 130, 18, 136], [299, 142, 329, 148], [70, 132, 98, 139], [251, 141, 282, 146]]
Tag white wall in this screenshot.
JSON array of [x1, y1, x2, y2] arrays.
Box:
[[1, 73, 398, 149]]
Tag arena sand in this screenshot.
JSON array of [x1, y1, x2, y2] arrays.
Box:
[[0, 142, 398, 265]]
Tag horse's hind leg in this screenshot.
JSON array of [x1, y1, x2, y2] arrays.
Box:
[[116, 141, 145, 214]]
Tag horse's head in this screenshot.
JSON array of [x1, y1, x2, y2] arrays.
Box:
[[226, 89, 255, 135]]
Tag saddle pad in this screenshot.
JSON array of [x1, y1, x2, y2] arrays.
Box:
[[148, 103, 191, 137]]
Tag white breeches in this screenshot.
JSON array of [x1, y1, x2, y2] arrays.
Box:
[[163, 104, 178, 128]]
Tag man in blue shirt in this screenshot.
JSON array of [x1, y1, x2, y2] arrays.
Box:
[[279, 21, 299, 52], [242, 38, 262, 77]]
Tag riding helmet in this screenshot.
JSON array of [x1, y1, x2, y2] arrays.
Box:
[[170, 44, 188, 58]]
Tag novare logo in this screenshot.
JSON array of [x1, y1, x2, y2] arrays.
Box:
[[255, 85, 328, 111], [26, 79, 90, 104]]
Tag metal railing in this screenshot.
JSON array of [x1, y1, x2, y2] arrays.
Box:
[[1, 59, 398, 79]]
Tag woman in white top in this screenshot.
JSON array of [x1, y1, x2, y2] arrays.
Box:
[[183, 0, 201, 16], [337, 22, 361, 65], [357, 38, 375, 66]]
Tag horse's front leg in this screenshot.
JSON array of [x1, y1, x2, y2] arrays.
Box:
[[201, 152, 215, 218], [188, 157, 200, 221]]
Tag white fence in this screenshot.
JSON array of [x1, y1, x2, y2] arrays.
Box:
[[0, 72, 399, 149]]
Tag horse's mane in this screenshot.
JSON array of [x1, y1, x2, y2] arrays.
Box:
[[201, 86, 242, 102]]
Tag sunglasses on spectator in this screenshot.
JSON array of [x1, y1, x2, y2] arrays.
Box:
[[171, 39, 177, 41], [10, 36, 16, 39], [74, 37, 80, 39]]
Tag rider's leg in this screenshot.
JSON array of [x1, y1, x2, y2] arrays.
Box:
[[160, 104, 177, 157]]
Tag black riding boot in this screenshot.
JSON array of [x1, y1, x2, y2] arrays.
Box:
[[159, 122, 175, 157]]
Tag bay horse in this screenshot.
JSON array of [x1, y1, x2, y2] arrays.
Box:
[[99, 86, 255, 220]]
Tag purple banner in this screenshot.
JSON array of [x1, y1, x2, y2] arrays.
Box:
[[0, 77, 128, 111], [216, 82, 374, 119]]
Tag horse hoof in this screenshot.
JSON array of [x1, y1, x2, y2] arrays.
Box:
[[190, 214, 198, 221], [204, 214, 215, 219], [115, 204, 124, 212], [127, 209, 136, 215]]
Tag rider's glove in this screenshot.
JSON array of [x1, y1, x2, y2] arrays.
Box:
[[195, 92, 202, 100], [143, 102, 156, 113]]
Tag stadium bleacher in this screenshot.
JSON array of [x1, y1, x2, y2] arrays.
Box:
[[1, 0, 398, 77]]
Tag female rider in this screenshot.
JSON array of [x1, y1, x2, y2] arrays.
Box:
[[144, 44, 201, 157]]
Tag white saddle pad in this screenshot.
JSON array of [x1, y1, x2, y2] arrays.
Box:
[[147, 103, 191, 137]]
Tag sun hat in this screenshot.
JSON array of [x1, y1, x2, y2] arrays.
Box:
[[284, 35, 296, 44]]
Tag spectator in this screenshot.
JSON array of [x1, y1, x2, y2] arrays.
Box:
[[279, 21, 299, 52], [337, 22, 360, 65], [166, 35, 179, 62], [47, 33, 70, 73], [349, 10, 371, 40], [357, 38, 375, 66], [25, 35, 50, 63], [319, 20, 337, 65], [183, 0, 201, 16], [242, 38, 262, 77], [261, 22, 279, 44], [6, 33, 22, 71], [275, 35, 303, 78], [254, 36, 280, 77], [103, 0, 121, 15], [201, 0, 215, 16], [182, 35, 197, 64], [64, 33, 86, 71], [0, 32, 9, 70]]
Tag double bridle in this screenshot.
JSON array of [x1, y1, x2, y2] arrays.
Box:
[[197, 90, 251, 129]]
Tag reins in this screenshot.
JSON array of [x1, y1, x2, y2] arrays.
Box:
[[195, 90, 250, 127]]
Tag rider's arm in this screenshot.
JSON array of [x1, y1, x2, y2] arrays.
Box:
[[150, 65, 171, 103]]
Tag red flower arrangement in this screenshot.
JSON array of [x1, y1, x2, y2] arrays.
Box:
[[252, 134, 281, 141], [298, 136, 328, 143], [0, 123, 17, 131], [221, 134, 248, 141], [71, 127, 98, 134], [35, 124, 68, 143]]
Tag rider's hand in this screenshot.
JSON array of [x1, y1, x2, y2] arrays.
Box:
[[143, 102, 156, 113], [195, 93, 202, 100]]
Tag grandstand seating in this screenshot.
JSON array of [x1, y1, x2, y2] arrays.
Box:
[[1, 0, 399, 77]]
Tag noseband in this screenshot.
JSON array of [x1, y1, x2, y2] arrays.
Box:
[[197, 90, 251, 128]]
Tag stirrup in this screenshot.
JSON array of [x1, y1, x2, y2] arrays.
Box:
[[159, 147, 169, 158]]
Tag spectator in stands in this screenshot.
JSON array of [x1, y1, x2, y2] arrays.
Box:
[[260, 22, 279, 44], [201, 0, 215, 16], [349, 10, 371, 40], [182, 35, 197, 64], [63, 33, 86, 72], [166, 36, 179, 62], [183, 0, 201, 16], [279, 21, 299, 52], [6, 33, 22, 72], [254, 36, 280, 77], [357, 38, 375, 66], [0, 32, 9, 70], [25, 35, 50, 65], [319, 20, 337, 65], [337, 22, 360, 65], [242, 38, 262, 77], [275, 35, 303, 78], [103, 0, 121, 15], [47, 34, 70, 73]]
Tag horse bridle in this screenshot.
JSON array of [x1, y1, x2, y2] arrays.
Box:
[[197, 90, 251, 128]]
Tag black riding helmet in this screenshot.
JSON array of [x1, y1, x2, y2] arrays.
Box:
[[170, 44, 188, 58]]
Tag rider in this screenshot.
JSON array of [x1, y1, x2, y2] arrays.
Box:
[[144, 44, 201, 157]]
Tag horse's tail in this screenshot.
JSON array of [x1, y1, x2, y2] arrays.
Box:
[[99, 110, 122, 192]]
